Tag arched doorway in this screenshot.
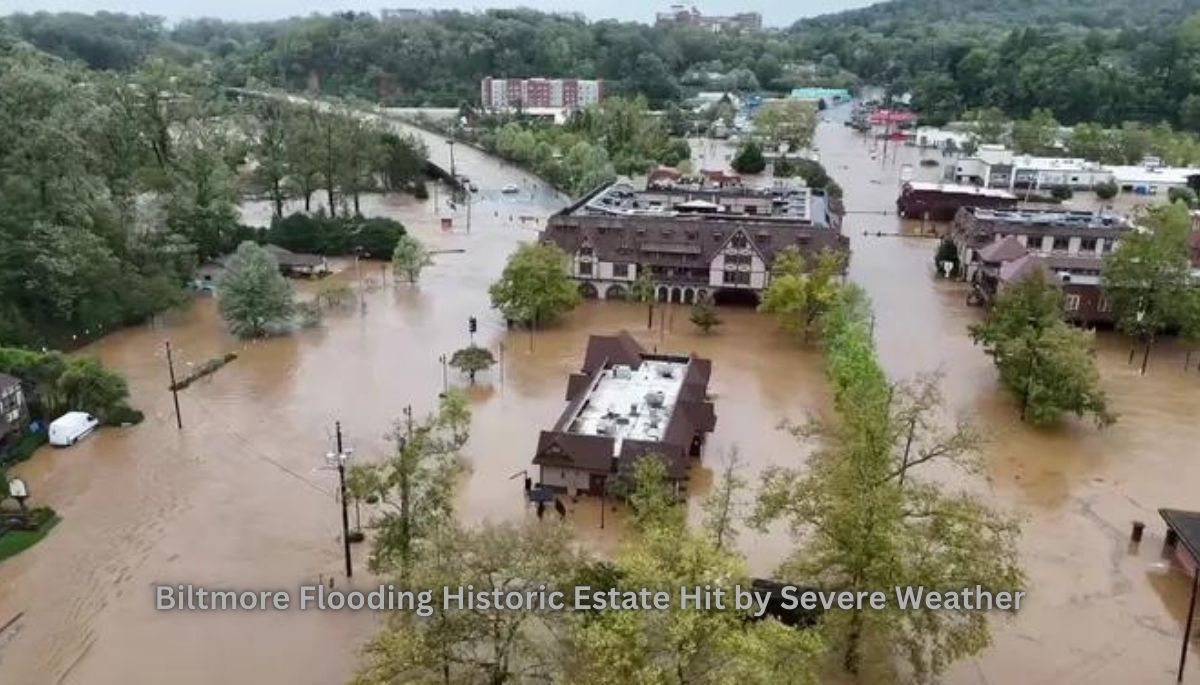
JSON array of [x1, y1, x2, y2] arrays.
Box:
[[713, 288, 761, 307], [579, 282, 599, 299], [605, 284, 627, 300], [670, 287, 682, 303], [683, 288, 695, 304], [656, 286, 669, 303]]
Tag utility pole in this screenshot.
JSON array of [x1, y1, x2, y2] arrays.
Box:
[[165, 341, 182, 430], [439, 354, 448, 394], [498, 341, 505, 388], [334, 421, 353, 578], [446, 139, 457, 179]]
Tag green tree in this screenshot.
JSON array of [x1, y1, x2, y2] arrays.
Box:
[[354, 521, 581, 685], [448, 345, 496, 384], [754, 100, 818, 151], [391, 234, 432, 284], [248, 98, 290, 218], [758, 248, 844, 342], [567, 454, 823, 685], [753, 287, 1023, 681], [1102, 202, 1200, 371], [970, 271, 1114, 426], [489, 243, 581, 326], [1094, 180, 1119, 200], [630, 268, 657, 329], [731, 140, 767, 174], [217, 241, 295, 338], [352, 391, 471, 579], [1012, 108, 1060, 155], [689, 295, 723, 334], [962, 107, 1006, 144]]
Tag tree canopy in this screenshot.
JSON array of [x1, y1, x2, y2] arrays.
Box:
[[217, 241, 295, 338], [489, 243, 581, 325], [970, 271, 1113, 426]]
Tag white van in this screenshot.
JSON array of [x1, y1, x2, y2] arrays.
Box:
[[49, 412, 100, 446]]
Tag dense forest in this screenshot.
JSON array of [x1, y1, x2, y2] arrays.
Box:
[[0, 30, 427, 348], [6, 3, 1200, 128]]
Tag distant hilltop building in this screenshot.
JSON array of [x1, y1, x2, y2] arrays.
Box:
[[655, 4, 763, 32], [480, 77, 603, 112]]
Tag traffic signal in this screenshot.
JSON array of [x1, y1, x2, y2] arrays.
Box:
[[468, 316, 477, 334]]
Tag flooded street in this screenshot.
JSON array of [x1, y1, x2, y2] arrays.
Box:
[[1, 106, 1199, 684]]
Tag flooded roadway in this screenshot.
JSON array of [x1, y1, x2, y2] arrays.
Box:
[[0, 107, 1198, 684]]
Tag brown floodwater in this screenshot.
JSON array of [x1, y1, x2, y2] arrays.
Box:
[[1, 105, 1198, 684]]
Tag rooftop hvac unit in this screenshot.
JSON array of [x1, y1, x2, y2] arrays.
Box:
[[645, 391, 666, 408], [658, 366, 675, 379], [597, 420, 613, 435], [614, 365, 633, 379]]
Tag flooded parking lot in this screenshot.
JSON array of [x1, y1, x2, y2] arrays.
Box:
[[2, 108, 1200, 684]]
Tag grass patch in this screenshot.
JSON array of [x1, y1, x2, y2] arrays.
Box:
[[0, 512, 60, 564]]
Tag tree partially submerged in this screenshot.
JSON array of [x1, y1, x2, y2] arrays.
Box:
[[350, 391, 472, 579], [631, 269, 657, 329], [753, 286, 1024, 681], [392, 234, 432, 284], [689, 295, 723, 334], [971, 271, 1114, 426], [758, 247, 844, 342], [448, 345, 496, 384], [489, 243, 581, 326], [566, 454, 823, 685], [218, 241, 295, 338], [1101, 202, 1200, 373]]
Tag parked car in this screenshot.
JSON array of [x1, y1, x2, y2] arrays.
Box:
[[49, 412, 99, 446], [502, 184, 520, 194]]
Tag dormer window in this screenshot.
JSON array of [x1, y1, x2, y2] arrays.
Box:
[[730, 234, 749, 249], [579, 246, 594, 259]]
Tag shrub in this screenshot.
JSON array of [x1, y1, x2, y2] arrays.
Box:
[[1050, 186, 1074, 201], [1168, 186, 1198, 208], [104, 405, 144, 426], [731, 141, 766, 174], [0, 429, 47, 466], [1094, 180, 1119, 200]]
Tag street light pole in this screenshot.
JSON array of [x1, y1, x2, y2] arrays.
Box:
[[446, 139, 457, 179], [165, 341, 182, 430], [335, 421, 353, 578]]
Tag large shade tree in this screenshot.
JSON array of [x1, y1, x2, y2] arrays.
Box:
[[218, 242, 294, 338]]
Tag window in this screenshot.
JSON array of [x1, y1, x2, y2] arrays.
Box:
[[725, 254, 752, 267], [612, 263, 629, 278], [730, 234, 749, 249], [1080, 237, 1097, 252], [579, 262, 593, 276], [1064, 294, 1081, 312], [1052, 237, 1070, 251], [723, 270, 751, 285], [1103, 240, 1115, 252], [1098, 296, 1111, 313], [579, 246, 594, 258]]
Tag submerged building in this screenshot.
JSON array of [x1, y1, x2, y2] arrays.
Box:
[[952, 207, 1135, 324], [540, 180, 848, 305], [533, 332, 715, 496]]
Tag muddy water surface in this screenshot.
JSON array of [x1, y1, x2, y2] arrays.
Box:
[[0, 108, 1198, 684]]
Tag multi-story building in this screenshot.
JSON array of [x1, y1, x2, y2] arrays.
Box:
[[532, 332, 715, 497], [480, 77, 604, 112], [541, 180, 849, 305], [952, 207, 1135, 324], [655, 5, 763, 32], [0, 373, 27, 447]]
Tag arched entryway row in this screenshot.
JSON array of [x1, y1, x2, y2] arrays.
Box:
[[605, 284, 627, 300], [579, 282, 599, 299]]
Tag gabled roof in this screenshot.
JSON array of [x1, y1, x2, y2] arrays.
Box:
[[999, 254, 1050, 283], [581, 331, 645, 374], [977, 235, 1028, 264], [264, 244, 324, 268]]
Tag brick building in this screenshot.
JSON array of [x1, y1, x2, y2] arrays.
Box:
[[480, 77, 604, 111]]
